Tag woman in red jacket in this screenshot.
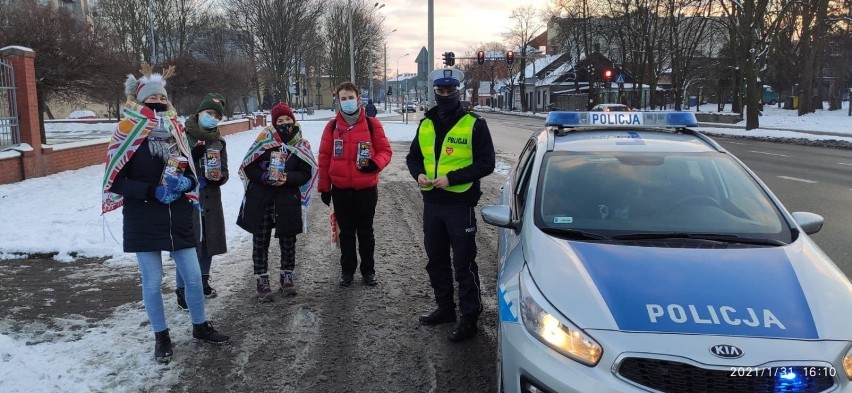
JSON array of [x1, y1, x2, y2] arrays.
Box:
[[317, 82, 393, 287]]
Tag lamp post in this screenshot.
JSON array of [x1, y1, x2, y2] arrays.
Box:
[[382, 28, 397, 111], [147, 0, 155, 63], [347, 0, 355, 82], [396, 53, 409, 109], [367, 5, 385, 101]]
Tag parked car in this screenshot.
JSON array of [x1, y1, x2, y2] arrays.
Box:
[[460, 100, 473, 112], [67, 110, 97, 119], [591, 103, 631, 112], [483, 110, 852, 393]]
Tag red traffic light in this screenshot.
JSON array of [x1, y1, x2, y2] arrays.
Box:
[[506, 51, 515, 65], [603, 69, 614, 81], [476, 50, 485, 65]]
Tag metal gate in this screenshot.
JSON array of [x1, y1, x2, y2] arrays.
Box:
[[0, 58, 19, 149]]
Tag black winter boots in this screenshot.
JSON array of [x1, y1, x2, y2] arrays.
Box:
[[175, 288, 188, 310], [154, 329, 173, 364], [202, 274, 217, 298], [192, 321, 230, 344]]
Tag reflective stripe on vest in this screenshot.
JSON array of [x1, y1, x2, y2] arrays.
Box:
[[418, 114, 476, 192]]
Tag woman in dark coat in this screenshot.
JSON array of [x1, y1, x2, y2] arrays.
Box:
[[174, 93, 230, 309], [237, 103, 317, 302], [102, 64, 229, 364]]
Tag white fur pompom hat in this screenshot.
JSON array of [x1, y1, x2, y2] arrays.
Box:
[[124, 62, 176, 103]]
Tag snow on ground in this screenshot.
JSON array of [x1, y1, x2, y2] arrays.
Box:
[[0, 104, 849, 392]]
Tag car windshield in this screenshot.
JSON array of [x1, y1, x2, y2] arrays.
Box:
[[534, 151, 792, 243]]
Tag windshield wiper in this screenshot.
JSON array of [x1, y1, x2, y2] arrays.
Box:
[[611, 232, 786, 246], [541, 227, 610, 240]]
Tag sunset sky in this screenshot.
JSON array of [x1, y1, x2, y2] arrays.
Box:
[[376, 0, 552, 75]]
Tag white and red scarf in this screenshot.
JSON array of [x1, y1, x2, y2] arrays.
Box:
[[102, 101, 199, 214], [238, 125, 318, 231]]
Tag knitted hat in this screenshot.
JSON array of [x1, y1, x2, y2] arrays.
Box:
[[271, 103, 295, 124], [124, 63, 176, 103], [197, 93, 226, 115]]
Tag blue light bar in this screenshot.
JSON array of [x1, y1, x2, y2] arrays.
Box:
[[545, 111, 698, 128]]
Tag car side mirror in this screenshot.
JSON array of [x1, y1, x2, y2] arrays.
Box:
[[481, 205, 517, 229], [792, 212, 824, 235]]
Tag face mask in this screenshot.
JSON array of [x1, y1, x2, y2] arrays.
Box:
[[145, 102, 168, 113], [275, 124, 298, 143], [435, 90, 460, 113], [340, 100, 359, 115], [199, 112, 220, 129]]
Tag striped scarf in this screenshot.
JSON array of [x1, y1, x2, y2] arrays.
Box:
[[102, 101, 199, 214], [238, 125, 318, 232]]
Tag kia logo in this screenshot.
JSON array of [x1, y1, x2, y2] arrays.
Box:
[[710, 344, 744, 359]]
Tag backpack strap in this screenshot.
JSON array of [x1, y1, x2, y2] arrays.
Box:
[[326, 117, 374, 138]]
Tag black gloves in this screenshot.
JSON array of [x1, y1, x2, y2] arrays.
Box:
[[321, 191, 331, 206], [357, 159, 379, 173]]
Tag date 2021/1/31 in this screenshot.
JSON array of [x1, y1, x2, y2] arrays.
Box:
[[730, 366, 837, 377]]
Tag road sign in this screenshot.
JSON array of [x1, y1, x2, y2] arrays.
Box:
[[614, 74, 625, 84]]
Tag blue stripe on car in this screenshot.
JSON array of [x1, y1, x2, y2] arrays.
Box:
[[573, 243, 818, 339]]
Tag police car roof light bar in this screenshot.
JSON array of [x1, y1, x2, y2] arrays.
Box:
[[545, 111, 699, 128]]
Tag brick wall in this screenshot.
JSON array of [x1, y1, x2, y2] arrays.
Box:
[[0, 118, 254, 185]]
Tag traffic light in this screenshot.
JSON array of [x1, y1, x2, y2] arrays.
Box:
[[387, 86, 393, 96], [442, 52, 456, 66], [294, 81, 300, 95], [476, 50, 485, 65], [602, 68, 614, 82], [506, 51, 515, 65]]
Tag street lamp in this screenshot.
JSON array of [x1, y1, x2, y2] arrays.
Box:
[[147, 0, 155, 63], [382, 28, 397, 111], [347, 0, 355, 82], [350, 1, 385, 84], [366, 5, 386, 102], [396, 53, 409, 109]]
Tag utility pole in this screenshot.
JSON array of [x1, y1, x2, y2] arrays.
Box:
[[348, 0, 355, 82], [426, 0, 434, 108], [383, 43, 388, 111], [147, 0, 155, 63]]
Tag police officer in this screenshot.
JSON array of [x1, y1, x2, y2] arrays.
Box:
[[406, 68, 496, 342]]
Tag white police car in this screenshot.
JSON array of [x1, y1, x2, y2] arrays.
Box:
[[482, 111, 852, 393]]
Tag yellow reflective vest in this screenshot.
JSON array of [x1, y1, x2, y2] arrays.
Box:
[[418, 114, 476, 192]]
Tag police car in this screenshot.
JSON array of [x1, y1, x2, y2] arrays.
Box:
[[482, 111, 852, 393]]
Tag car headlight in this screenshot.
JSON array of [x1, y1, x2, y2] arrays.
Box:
[[844, 345, 852, 379], [519, 268, 602, 366]]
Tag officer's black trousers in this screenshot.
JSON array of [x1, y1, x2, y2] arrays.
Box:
[[423, 202, 482, 320]]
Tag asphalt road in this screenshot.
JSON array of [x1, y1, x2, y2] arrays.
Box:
[[475, 110, 851, 278]]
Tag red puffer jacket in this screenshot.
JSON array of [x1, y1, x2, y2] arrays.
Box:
[[317, 111, 393, 192]]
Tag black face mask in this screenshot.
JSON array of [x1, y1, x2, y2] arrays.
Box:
[[435, 91, 460, 114], [275, 124, 297, 142], [144, 102, 168, 113]]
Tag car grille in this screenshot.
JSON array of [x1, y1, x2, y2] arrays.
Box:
[[617, 358, 835, 393]]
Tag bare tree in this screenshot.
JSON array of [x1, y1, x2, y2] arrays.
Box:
[[715, 0, 794, 129], [504, 5, 544, 112], [92, 0, 148, 63], [794, 0, 832, 115], [663, 0, 714, 110], [0, 0, 128, 135]]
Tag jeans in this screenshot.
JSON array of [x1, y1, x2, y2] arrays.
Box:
[[175, 253, 212, 288], [137, 248, 206, 332]]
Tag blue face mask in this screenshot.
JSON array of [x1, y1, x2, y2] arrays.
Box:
[[199, 112, 220, 129], [340, 99, 359, 115]]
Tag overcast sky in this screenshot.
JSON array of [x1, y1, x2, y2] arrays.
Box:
[[379, 0, 550, 75]]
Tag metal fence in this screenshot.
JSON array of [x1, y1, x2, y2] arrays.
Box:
[[0, 58, 19, 149]]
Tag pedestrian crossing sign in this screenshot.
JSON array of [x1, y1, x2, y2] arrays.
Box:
[[615, 74, 625, 84]]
